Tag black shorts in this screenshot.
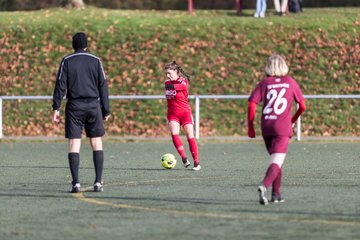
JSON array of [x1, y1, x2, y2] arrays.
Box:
[[65, 99, 105, 139]]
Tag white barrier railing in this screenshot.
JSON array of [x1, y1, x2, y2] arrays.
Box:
[[0, 95, 359, 140]]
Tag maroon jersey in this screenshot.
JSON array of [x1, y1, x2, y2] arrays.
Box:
[[165, 77, 192, 114], [249, 76, 305, 136]]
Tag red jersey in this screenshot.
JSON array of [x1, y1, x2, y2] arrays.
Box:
[[165, 77, 192, 113], [249, 76, 305, 136]]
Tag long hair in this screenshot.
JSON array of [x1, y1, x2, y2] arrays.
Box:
[[164, 61, 191, 81], [264, 54, 289, 77]]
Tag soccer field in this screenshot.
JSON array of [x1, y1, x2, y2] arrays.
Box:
[[0, 141, 359, 240]]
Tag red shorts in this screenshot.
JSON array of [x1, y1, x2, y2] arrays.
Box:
[[263, 136, 290, 155], [167, 111, 194, 127]]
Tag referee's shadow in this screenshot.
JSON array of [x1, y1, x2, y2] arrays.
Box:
[[0, 165, 68, 169]]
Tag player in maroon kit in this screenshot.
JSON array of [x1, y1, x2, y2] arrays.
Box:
[[164, 61, 201, 171], [248, 54, 306, 205]]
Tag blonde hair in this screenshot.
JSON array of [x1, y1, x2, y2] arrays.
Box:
[[264, 54, 289, 77], [164, 61, 190, 81]]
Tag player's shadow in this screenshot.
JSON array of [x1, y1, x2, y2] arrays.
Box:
[[0, 166, 186, 171], [0, 165, 69, 169], [90, 195, 246, 205], [230, 207, 360, 218], [0, 165, 120, 170], [109, 167, 184, 171]]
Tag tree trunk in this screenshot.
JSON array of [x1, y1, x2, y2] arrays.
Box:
[[71, 0, 85, 9]]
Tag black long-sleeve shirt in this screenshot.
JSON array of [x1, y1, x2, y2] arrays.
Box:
[[52, 49, 110, 116]]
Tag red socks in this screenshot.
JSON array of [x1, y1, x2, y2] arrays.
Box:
[[171, 135, 199, 165], [187, 138, 199, 165], [171, 135, 186, 159], [262, 163, 281, 188]]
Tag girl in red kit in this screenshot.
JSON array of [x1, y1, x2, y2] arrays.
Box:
[[164, 61, 201, 171], [248, 54, 306, 205]]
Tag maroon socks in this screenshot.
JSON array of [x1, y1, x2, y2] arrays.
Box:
[[262, 163, 281, 188], [272, 167, 282, 196]]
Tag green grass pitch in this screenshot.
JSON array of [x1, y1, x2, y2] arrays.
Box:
[[0, 141, 359, 239]]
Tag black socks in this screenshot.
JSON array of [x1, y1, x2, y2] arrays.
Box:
[[68, 151, 104, 185], [68, 153, 80, 185], [93, 150, 104, 184]]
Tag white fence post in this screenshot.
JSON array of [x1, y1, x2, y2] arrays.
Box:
[[195, 96, 200, 139], [0, 97, 3, 139], [296, 103, 301, 141], [297, 116, 301, 141]]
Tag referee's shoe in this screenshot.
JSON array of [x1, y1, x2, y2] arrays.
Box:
[[70, 183, 81, 193], [94, 182, 103, 192]]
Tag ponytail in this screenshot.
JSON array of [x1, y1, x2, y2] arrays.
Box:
[[164, 61, 191, 81]]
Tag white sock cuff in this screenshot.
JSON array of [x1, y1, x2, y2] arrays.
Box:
[[270, 153, 286, 168]]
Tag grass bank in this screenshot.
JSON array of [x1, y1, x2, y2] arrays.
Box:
[[0, 8, 359, 137]]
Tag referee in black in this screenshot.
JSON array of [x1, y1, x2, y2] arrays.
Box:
[[52, 32, 110, 193]]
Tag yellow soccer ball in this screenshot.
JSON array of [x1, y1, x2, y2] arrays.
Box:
[[161, 153, 177, 169]]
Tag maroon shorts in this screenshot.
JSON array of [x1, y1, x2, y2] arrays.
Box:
[[263, 136, 291, 155], [167, 111, 194, 127]]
